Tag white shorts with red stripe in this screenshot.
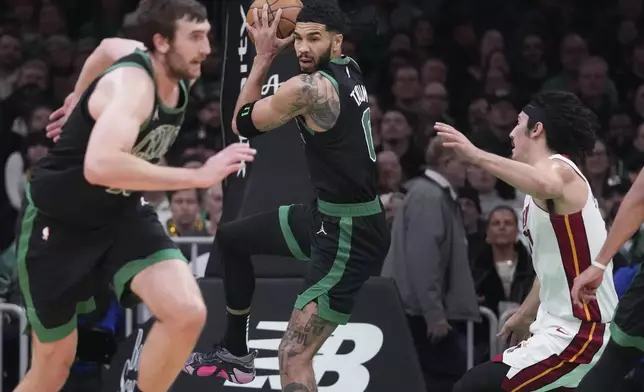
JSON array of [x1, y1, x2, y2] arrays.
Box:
[[494, 320, 610, 391]]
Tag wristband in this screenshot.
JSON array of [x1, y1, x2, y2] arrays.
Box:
[[236, 101, 263, 139], [591, 260, 607, 270]]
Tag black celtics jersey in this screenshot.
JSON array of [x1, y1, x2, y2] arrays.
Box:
[[29, 49, 189, 227], [295, 56, 377, 204]]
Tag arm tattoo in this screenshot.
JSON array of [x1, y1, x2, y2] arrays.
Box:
[[283, 383, 314, 392], [296, 73, 341, 130]]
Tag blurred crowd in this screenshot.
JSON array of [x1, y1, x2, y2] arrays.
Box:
[[1, 0, 644, 391]]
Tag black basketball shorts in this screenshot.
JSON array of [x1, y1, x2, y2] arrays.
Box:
[[16, 191, 186, 343], [611, 263, 644, 352], [280, 198, 390, 324]]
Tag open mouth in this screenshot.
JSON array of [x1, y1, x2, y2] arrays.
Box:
[[299, 58, 313, 66]]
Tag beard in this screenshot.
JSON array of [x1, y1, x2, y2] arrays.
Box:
[[166, 48, 194, 80], [301, 45, 332, 74]]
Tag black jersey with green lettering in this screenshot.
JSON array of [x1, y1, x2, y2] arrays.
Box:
[[295, 56, 377, 204], [29, 49, 189, 227]]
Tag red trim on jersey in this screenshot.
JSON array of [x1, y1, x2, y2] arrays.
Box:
[[501, 322, 605, 392], [550, 212, 602, 322]]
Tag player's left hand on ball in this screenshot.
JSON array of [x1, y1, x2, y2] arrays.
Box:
[[246, 5, 294, 57], [435, 122, 480, 162], [46, 92, 77, 142], [571, 265, 603, 308]]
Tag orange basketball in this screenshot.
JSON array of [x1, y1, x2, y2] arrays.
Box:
[[246, 0, 303, 43]]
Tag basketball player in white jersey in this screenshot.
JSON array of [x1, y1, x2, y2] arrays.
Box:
[[437, 91, 619, 391], [571, 166, 644, 391]]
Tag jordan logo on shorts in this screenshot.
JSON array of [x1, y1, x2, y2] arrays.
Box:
[[42, 227, 49, 241], [317, 222, 327, 236]]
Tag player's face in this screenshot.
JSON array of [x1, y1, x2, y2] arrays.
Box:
[[509, 112, 532, 162], [293, 23, 338, 74], [165, 18, 211, 80]]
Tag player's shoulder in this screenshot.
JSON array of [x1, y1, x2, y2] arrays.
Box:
[[96, 66, 154, 97], [535, 156, 577, 180], [282, 72, 339, 101]]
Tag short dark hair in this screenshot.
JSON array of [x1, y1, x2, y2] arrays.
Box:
[[526, 91, 598, 160], [135, 0, 208, 52], [297, 0, 348, 34]]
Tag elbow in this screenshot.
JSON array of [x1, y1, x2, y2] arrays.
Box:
[[232, 118, 239, 135], [84, 155, 112, 186]]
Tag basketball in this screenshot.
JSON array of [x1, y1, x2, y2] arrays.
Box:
[[246, 0, 303, 43]]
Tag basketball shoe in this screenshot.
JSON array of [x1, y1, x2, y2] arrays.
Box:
[[183, 345, 257, 384]]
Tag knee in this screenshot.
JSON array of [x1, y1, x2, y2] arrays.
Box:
[[163, 296, 207, 335]]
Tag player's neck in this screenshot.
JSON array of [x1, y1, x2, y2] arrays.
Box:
[[148, 53, 181, 97]]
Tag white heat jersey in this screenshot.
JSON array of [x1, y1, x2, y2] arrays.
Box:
[[521, 154, 618, 325]]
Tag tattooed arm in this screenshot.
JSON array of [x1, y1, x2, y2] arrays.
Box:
[[232, 71, 341, 134]]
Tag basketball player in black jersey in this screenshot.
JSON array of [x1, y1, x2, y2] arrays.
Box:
[[184, 1, 389, 390], [15, 1, 256, 391]]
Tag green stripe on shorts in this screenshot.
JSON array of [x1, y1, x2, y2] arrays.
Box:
[[17, 186, 77, 342], [113, 248, 186, 304], [278, 205, 309, 261], [294, 216, 353, 325], [610, 322, 644, 352]]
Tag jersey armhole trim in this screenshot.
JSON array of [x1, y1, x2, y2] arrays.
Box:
[[317, 70, 339, 95]]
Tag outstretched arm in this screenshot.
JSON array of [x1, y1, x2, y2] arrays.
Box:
[[435, 123, 567, 199], [472, 151, 567, 200]]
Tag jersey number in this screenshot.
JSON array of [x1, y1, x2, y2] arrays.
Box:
[[361, 108, 377, 162]]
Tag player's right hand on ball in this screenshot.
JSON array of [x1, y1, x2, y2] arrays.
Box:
[[194, 143, 257, 187]]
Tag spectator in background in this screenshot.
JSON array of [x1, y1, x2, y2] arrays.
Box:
[[577, 56, 616, 129], [380, 191, 405, 230], [514, 32, 551, 106], [472, 206, 534, 317], [616, 38, 644, 98], [542, 32, 589, 93], [417, 82, 453, 146], [467, 164, 522, 217], [391, 64, 422, 113], [607, 110, 635, 157], [376, 150, 404, 195], [380, 109, 425, 179], [420, 57, 447, 86], [0, 32, 23, 99], [4, 130, 51, 210], [471, 95, 516, 158], [167, 189, 210, 259], [467, 97, 489, 134], [382, 136, 478, 392], [580, 139, 615, 203], [203, 183, 223, 236], [458, 188, 486, 263]]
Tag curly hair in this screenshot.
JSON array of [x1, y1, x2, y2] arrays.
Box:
[[296, 0, 348, 34], [527, 91, 598, 160], [134, 0, 208, 52]]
